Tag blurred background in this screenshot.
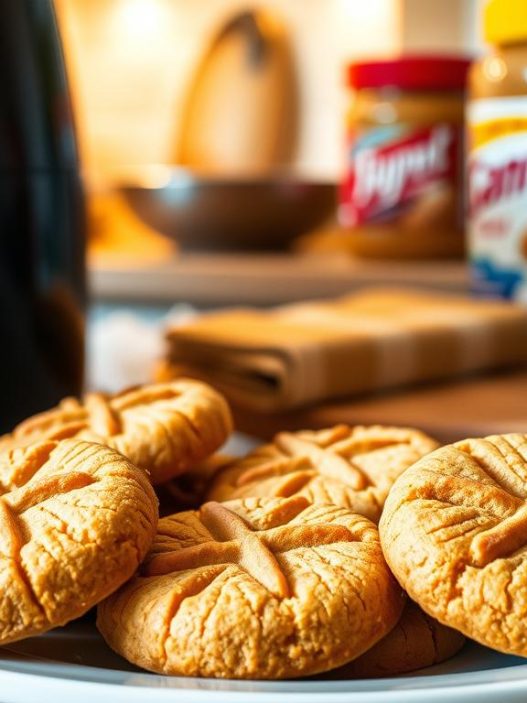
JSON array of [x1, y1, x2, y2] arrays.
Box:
[[7, 0, 527, 440], [52, 0, 486, 387], [56, 0, 479, 179], [53, 0, 483, 264]]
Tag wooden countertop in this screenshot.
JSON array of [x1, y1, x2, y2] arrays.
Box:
[[231, 369, 527, 445], [89, 252, 469, 306]]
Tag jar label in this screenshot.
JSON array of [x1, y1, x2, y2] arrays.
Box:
[[340, 124, 459, 227], [468, 97, 527, 302]]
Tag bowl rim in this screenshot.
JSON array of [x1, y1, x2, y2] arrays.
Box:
[[114, 165, 337, 190]]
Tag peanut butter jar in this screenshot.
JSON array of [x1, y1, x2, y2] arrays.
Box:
[[340, 56, 471, 259], [468, 0, 527, 302]]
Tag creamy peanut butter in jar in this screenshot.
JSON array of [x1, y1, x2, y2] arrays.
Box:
[[468, 0, 527, 301], [340, 56, 470, 259]]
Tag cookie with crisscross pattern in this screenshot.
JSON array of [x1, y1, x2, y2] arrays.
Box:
[[0, 380, 233, 485], [0, 438, 158, 645], [206, 425, 438, 522], [380, 433, 527, 657], [97, 496, 403, 679]]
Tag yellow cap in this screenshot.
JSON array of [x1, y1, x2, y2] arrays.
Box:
[[484, 0, 527, 45]]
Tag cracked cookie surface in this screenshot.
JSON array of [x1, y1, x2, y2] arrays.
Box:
[[206, 425, 438, 522], [0, 438, 158, 645], [0, 380, 233, 485], [97, 496, 404, 679], [380, 433, 527, 657]]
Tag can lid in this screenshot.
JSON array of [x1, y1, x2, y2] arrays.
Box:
[[484, 0, 527, 45], [347, 55, 472, 91]]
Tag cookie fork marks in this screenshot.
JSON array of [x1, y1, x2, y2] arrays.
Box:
[[470, 503, 527, 567], [84, 394, 121, 437], [10, 385, 188, 444], [0, 471, 94, 560], [0, 441, 57, 490], [235, 431, 370, 491], [407, 470, 527, 567], [0, 501, 23, 559], [145, 501, 354, 598], [6, 471, 94, 513]]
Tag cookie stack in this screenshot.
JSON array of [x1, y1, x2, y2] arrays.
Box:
[[0, 380, 231, 647], [1, 380, 525, 680]]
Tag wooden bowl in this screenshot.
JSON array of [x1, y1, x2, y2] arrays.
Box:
[[119, 168, 336, 252]]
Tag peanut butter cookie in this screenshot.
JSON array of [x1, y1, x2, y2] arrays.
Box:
[[206, 425, 438, 522], [0, 380, 233, 485], [0, 438, 158, 645], [97, 496, 404, 679], [380, 433, 527, 657], [328, 601, 465, 678]]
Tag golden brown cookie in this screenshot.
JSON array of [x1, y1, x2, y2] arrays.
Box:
[[326, 601, 465, 678], [206, 425, 438, 522], [97, 496, 404, 679], [380, 433, 527, 657], [0, 438, 158, 645], [0, 380, 233, 485]]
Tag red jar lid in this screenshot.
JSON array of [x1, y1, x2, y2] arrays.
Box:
[[347, 55, 472, 91]]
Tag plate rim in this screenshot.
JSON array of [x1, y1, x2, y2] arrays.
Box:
[[1, 645, 527, 702]]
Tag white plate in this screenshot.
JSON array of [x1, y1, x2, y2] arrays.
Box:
[[1, 619, 527, 703]]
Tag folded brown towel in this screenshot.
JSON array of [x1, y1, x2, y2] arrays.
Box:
[[164, 288, 527, 412]]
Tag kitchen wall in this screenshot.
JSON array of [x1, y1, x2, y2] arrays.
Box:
[[55, 0, 483, 182]]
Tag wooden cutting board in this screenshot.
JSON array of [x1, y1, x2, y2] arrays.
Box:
[[232, 369, 527, 444], [174, 9, 297, 174]]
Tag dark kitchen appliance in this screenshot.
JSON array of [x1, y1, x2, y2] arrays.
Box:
[[0, 0, 85, 432]]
